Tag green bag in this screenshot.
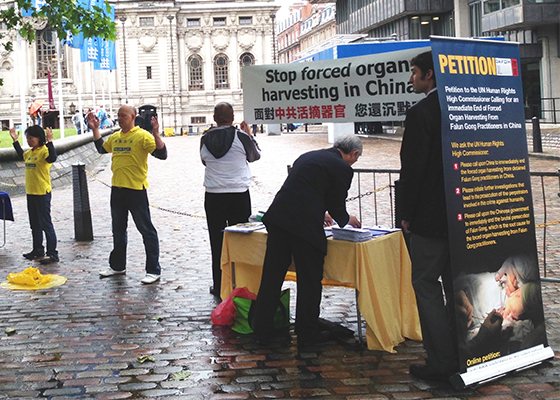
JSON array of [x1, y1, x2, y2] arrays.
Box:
[[231, 289, 290, 334]]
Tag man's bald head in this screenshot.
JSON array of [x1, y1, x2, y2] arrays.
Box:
[[213, 102, 234, 126], [117, 104, 137, 132], [119, 104, 137, 117]]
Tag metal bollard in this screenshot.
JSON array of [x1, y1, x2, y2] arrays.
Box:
[[72, 163, 93, 241], [532, 116, 542, 153]]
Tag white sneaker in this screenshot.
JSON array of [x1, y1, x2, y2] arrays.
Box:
[[99, 267, 126, 277], [141, 274, 160, 284]]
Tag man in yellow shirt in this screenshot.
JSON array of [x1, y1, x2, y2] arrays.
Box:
[[88, 105, 167, 284]]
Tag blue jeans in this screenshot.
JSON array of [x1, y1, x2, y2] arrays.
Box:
[[109, 187, 161, 275], [27, 192, 58, 259]]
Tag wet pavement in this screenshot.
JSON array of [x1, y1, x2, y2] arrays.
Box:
[[1, 132, 560, 399]]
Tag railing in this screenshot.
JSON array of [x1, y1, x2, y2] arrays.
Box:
[[346, 168, 560, 282], [525, 97, 560, 124]]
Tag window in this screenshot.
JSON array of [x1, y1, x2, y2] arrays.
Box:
[[213, 17, 226, 26], [187, 18, 200, 27], [470, 2, 482, 37], [146, 66, 152, 79], [483, 0, 521, 14], [239, 16, 252, 25], [239, 53, 254, 88], [36, 28, 67, 79], [214, 54, 229, 89], [191, 116, 206, 124], [239, 53, 255, 68], [140, 17, 154, 26], [188, 55, 204, 90]]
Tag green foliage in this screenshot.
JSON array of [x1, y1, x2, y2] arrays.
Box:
[[0, 0, 116, 45]]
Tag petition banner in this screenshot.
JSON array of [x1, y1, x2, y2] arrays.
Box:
[[242, 46, 429, 124], [431, 37, 553, 389]]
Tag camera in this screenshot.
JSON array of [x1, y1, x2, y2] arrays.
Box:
[[135, 104, 157, 133]]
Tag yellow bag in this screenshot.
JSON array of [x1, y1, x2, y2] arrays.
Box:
[[7, 267, 53, 286]]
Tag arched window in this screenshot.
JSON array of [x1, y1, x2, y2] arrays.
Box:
[[239, 52, 255, 68], [188, 54, 204, 90], [36, 28, 67, 79], [214, 54, 229, 89], [238, 53, 255, 88]]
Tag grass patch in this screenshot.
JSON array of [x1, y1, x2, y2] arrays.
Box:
[[0, 129, 80, 148]]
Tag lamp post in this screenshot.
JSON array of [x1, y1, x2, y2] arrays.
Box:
[[120, 16, 128, 104], [167, 15, 177, 135], [270, 13, 277, 64]]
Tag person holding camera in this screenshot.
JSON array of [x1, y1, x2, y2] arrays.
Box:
[[200, 102, 261, 297], [88, 104, 167, 284]]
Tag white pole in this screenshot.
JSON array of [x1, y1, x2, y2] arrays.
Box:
[[101, 70, 106, 108], [109, 70, 113, 121], [76, 48, 85, 133], [56, 34, 64, 138], [91, 62, 96, 109], [17, 31, 27, 133]]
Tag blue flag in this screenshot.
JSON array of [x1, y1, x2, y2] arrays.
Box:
[[64, 32, 84, 49], [94, 38, 116, 70], [21, 0, 46, 17], [81, 36, 100, 62]]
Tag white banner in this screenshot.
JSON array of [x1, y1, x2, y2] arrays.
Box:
[[242, 46, 430, 124]]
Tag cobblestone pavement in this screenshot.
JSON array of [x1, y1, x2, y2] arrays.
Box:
[[1, 133, 560, 400]]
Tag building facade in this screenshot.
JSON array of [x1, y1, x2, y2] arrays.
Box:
[[0, 0, 279, 133], [330, 0, 560, 123]]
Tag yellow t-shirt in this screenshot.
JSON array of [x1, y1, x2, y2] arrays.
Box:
[[24, 146, 52, 195], [103, 126, 157, 190]]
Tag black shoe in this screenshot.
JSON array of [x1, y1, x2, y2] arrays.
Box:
[[23, 250, 44, 260], [255, 330, 291, 346], [39, 256, 59, 265], [209, 286, 221, 297], [298, 330, 333, 347], [409, 363, 452, 383]]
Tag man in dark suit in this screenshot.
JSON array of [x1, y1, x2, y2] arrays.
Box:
[[399, 51, 458, 381], [252, 134, 362, 346]]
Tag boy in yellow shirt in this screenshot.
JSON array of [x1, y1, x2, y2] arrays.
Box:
[[10, 125, 59, 264]]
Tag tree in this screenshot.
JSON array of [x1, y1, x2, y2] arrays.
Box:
[[0, 0, 116, 52]]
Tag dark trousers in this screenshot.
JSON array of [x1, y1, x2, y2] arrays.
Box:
[[27, 192, 58, 259], [109, 187, 161, 275], [204, 191, 251, 291], [253, 223, 325, 338], [409, 233, 458, 371]]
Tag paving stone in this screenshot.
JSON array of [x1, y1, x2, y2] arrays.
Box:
[[1, 133, 560, 400]]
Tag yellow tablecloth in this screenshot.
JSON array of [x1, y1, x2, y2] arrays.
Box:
[[220, 230, 422, 353]]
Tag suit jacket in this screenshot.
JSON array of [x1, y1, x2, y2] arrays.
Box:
[[262, 147, 353, 254], [399, 89, 448, 237]]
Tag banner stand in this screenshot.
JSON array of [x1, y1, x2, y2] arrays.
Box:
[[450, 345, 553, 390], [431, 36, 554, 388]]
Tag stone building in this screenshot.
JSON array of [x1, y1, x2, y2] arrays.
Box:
[[329, 0, 560, 123], [0, 0, 279, 134]]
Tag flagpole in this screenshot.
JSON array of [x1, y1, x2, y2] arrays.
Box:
[[91, 62, 96, 109], [56, 34, 64, 138], [17, 29, 27, 133], [75, 48, 85, 133], [109, 70, 113, 119]]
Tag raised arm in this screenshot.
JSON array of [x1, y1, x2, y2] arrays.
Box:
[[9, 127, 24, 159], [87, 113, 107, 154], [150, 116, 167, 160], [45, 127, 57, 163]]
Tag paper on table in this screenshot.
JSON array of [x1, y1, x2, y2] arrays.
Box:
[[224, 222, 265, 233], [331, 225, 400, 242]]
